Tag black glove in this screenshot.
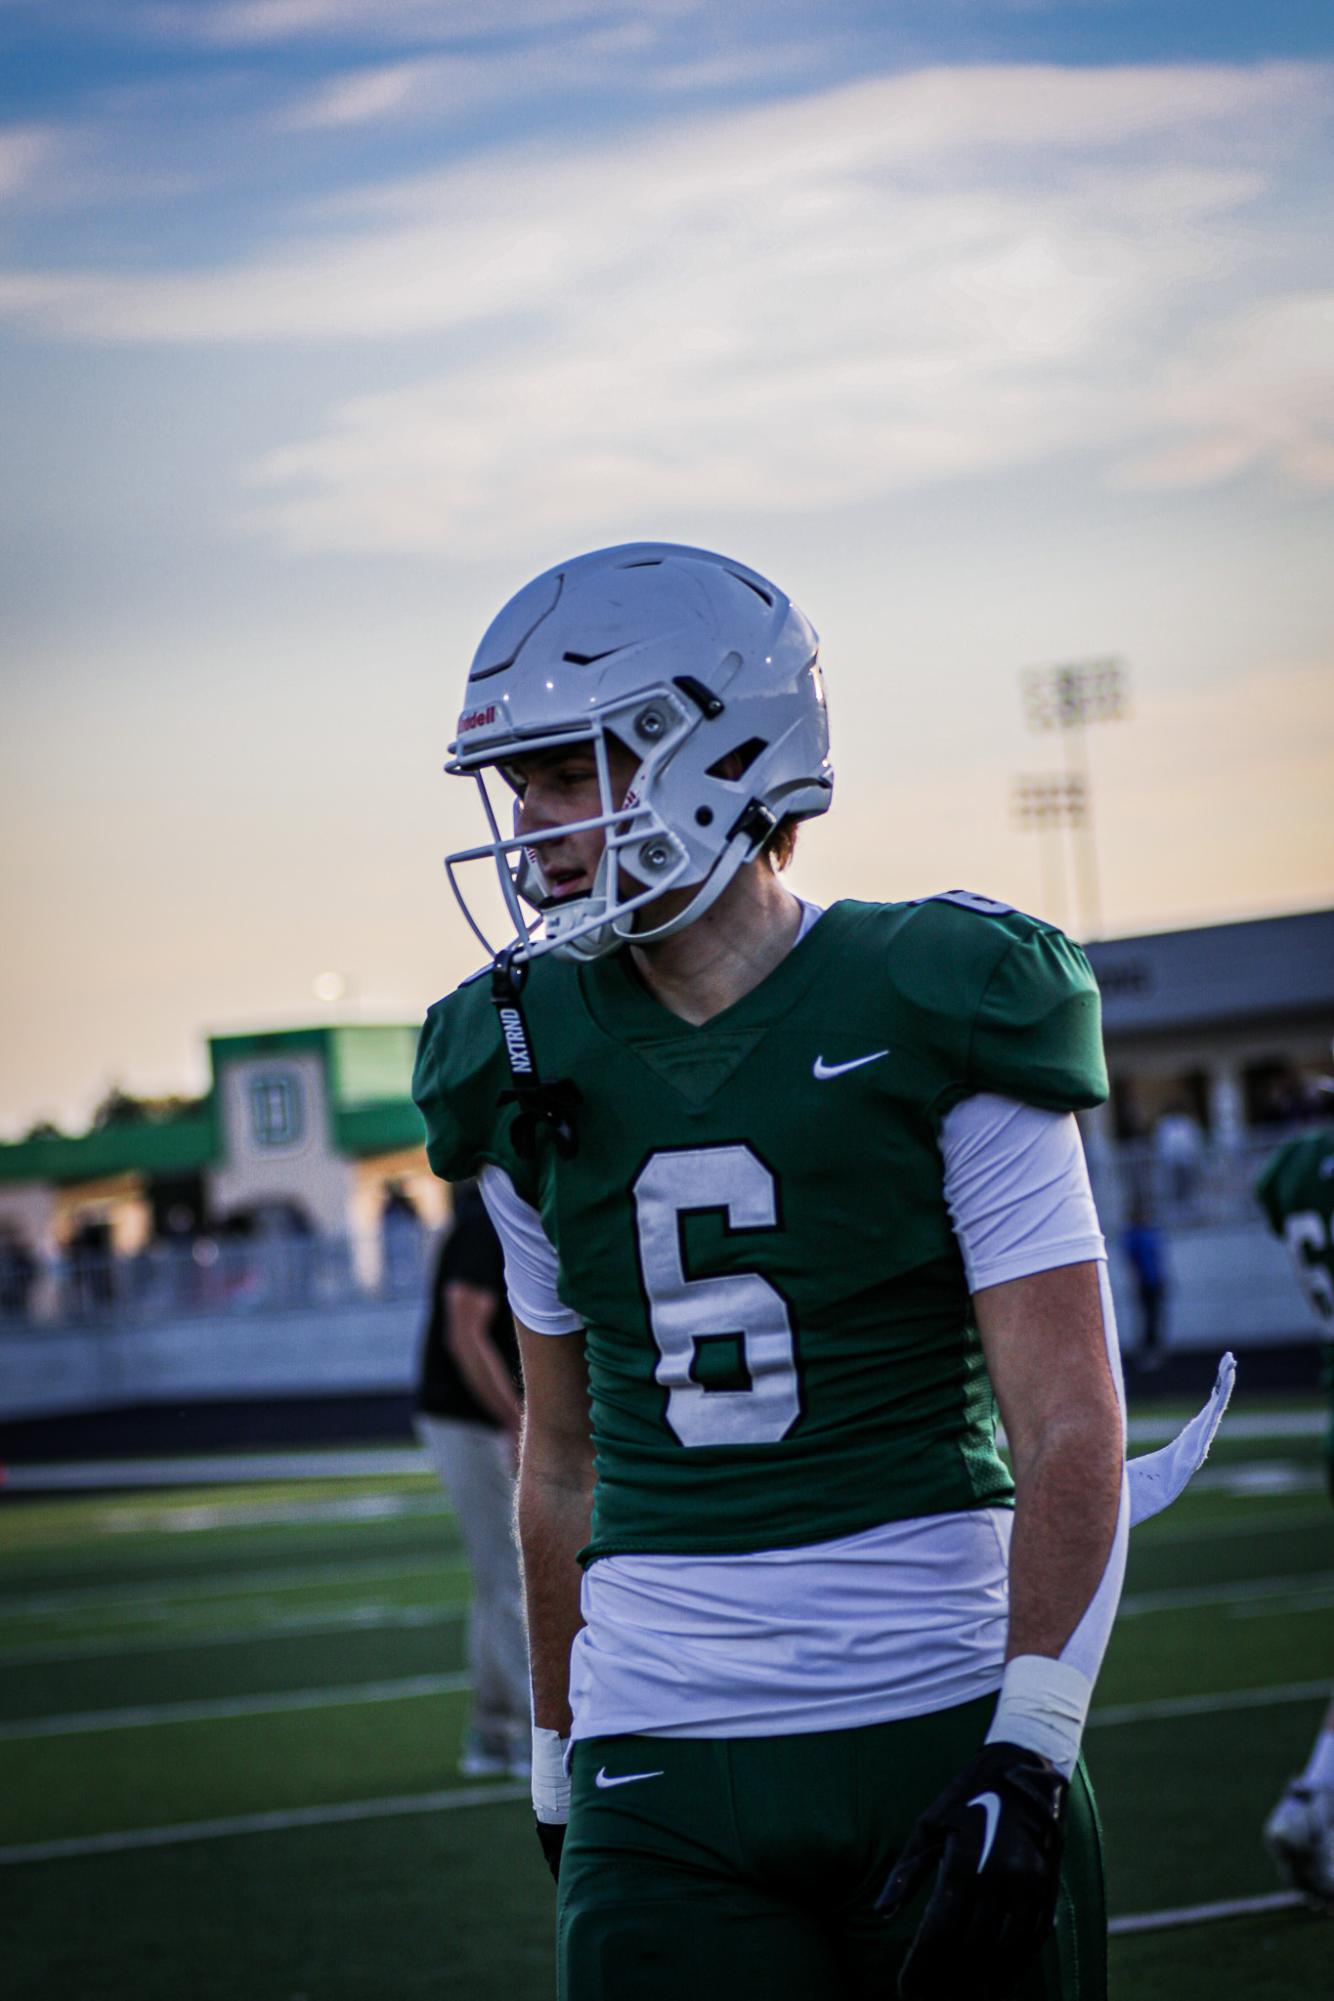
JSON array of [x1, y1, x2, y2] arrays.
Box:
[[535, 1817, 566, 1883], [876, 1741, 1068, 2001]]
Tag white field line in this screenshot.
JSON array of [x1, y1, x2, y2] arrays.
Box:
[[1186, 1464, 1324, 1498], [0, 1782, 530, 1866], [1090, 1680, 1330, 1729], [2, 1451, 432, 1492], [1118, 1570, 1334, 1617], [1109, 1890, 1305, 1935], [0, 1601, 466, 1667], [0, 1672, 471, 1742], [101, 1494, 450, 1532], [6, 1661, 1326, 1751], [1131, 1413, 1324, 1443], [1230, 1586, 1334, 1621], [2, 1550, 466, 1617], [1134, 1506, 1326, 1545], [13, 1547, 1323, 1627], [4, 1413, 1322, 1496]]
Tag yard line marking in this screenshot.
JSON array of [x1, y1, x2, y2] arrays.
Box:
[[1135, 1507, 1327, 1545], [0, 1784, 529, 1866], [3, 1412, 1317, 1498], [2, 1450, 432, 1493], [1126, 1412, 1323, 1443], [0, 1602, 466, 1667], [1109, 1890, 1304, 1935], [1187, 1463, 1324, 1498], [0, 1672, 470, 1741], [13, 1668, 1321, 1748], [3, 1551, 466, 1617], [103, 1494, 451, 1533], [1091, 1680, 1330, 1729], [1119, 1569, 1334, 1617], [1230, 1587, 1334, 1620]]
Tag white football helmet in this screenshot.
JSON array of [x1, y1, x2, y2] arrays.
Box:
[[444, 542, 833, 962]]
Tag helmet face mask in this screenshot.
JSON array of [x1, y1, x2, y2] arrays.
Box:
[[443, 543, 833, 963]]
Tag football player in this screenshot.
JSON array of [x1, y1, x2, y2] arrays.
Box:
[[414, 544, 1231, 1999], [1255, 1099, 1334, 1909]]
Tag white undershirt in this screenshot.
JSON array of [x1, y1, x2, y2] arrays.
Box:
[[477, 901, 1113, 1742]]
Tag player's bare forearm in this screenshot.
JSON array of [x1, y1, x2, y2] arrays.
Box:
[[1003, 1405, 1122, 1660], [519, 1457, 593, 1734], [975, 1260, 1124, 1662], [515, 1322, 594, 1735]]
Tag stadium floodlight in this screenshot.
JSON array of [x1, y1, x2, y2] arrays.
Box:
[[1021, 659, 1127, 734], [1012, 774, 1087, 829], [1011, 775, 1089, 928], [1015, 658, 1128, 940]]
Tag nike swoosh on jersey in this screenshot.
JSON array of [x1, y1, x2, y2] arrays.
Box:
[[594, 1767, 665, 1790], [812, 1049, 889, 1080], [968, 1790, 1003, 1873]]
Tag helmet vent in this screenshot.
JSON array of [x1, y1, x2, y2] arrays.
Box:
[[470, 572, 566, 680], [727, 572, 774, 606], [618, 558, 662, 569], [706, 737, 767, 781], [562, 647, 624, 665]]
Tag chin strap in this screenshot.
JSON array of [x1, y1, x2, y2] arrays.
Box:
[[490, 947, 582, 1159]]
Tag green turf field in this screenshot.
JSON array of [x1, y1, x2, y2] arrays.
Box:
[[2, 1397, 1329, 1999]]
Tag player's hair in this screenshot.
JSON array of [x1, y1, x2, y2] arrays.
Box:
[[761, 815, 800, 872]]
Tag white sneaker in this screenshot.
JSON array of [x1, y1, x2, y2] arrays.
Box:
[[1264, 1780, 1334, 1907]]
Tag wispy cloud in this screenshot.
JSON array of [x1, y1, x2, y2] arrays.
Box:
[[154, 0, 691, 47], [1110, 294, 1334, 491], [0, 124, 60, 203], [276, 30, 837, 131], [3, 62, 1330, 553]]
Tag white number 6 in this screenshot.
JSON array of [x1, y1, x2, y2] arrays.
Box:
[[633, 1145, 801, 1447]]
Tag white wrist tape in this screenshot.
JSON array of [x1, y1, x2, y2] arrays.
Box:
[[985, 1654, 1093, 1778], [531, 1724, 572, 1824]]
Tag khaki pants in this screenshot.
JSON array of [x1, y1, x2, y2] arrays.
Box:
[[415, 1413, 530, 1748]]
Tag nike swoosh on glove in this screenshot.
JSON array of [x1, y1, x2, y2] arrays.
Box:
[[536, 1818, 566, 1883], [876, 1741, 1068, 2001]]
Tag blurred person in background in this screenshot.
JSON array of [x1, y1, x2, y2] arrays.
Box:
[[380, 1180, 424, 1298], [1121, 1203, 1168, 1372], [1254, 1074, 1334, 1908], [0, 1229, 37, 1323], [1154, 1103, 1204, 1215], [415, 1180, 530, 1780]]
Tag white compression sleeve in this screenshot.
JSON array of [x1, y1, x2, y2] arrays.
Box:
[[939, 1095, 1104, 1290], [477, 1164, 581, 1335]]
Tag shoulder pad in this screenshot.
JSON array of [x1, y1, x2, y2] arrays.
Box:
[[916, 889, 1039, 923]]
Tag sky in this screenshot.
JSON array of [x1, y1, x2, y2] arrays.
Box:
[[2, 1, 1332, 1136]]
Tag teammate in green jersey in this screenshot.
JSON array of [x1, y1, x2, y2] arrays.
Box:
[[415, 544, 1230, 2000], [1255, 1109, 1334, 1907]]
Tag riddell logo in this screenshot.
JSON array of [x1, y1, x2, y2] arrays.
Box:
[[497, 1007, 533, 1073], [458, 705, 498, 734]]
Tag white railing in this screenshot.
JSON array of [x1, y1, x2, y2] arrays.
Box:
[[0, 1132, 1302, 1333], [0, 1227, 437, 1331], [1084, 1133, 1285, 1233]]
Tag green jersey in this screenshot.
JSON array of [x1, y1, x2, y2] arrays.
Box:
[[1255, 1128, 1334, 1482], [414, 895, 1107, 1562], [1255, 1129, 1334, 1329]]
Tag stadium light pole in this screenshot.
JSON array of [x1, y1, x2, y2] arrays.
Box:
[[1011, 774, 1087, 933], [1018, 658, 1127, 939]]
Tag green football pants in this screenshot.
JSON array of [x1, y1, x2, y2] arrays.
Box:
[[557, 1696, 1106, 2001]]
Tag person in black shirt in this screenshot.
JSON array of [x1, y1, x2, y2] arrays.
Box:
[[415, 1181, 529, 1778]]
